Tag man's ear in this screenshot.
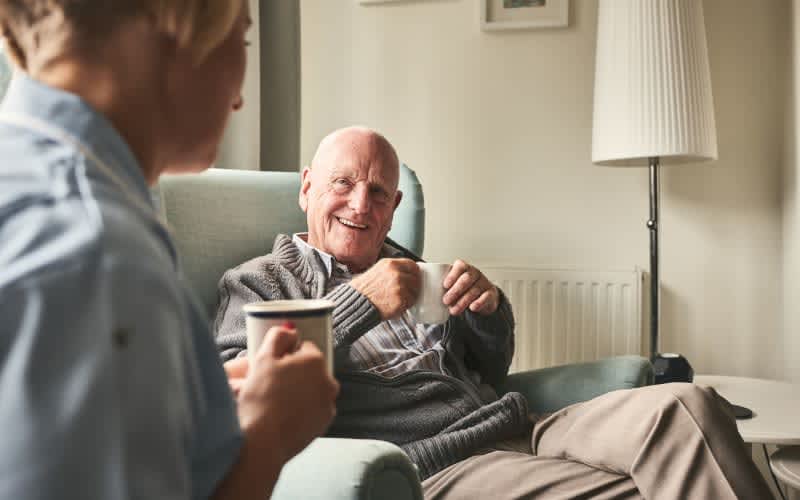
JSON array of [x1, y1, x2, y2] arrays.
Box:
[[387, 190, 403, 230], [299, 166, 312, 212]]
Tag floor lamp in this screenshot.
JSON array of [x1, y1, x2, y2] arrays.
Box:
[[591, 0, 716, 384]]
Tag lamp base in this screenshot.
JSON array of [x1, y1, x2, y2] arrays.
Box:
[[652, 353, 694, 384]]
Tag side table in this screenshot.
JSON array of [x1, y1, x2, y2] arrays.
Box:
[[771, 446, 800, 500], [694, 376, 800, 500], [693, 376, 800, 447]]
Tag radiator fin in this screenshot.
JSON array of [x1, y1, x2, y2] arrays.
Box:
[[483, 268, 643, 373]]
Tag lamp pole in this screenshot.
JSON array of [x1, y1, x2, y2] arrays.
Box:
[[591, 0, 714, 385], [647, 156, 660, 360], [646, 157, 694, 385]]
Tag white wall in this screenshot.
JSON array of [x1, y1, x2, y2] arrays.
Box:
[[217, 0, 261, 170], [300, 0, 790, 379], [786, 0, 800, 384]]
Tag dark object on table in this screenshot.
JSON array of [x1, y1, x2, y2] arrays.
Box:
[[731, 404, 754, 420]]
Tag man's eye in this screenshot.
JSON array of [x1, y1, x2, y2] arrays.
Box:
[[371, 189, 389, 202]]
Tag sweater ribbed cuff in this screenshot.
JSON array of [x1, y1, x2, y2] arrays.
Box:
[[325, 284, 382, 347], [402, 392, 531, 480], [463, 289, 514, 351]]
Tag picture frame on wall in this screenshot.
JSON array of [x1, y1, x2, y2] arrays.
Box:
[[480, 0, 569, 31], [359, 0, 407, 4]]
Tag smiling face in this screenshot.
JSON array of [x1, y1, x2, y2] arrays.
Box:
[[300, 128, 402, 273]]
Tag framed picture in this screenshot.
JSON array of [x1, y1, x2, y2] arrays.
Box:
[[359, 0, 407, 4], [480, 0, 569, 31]]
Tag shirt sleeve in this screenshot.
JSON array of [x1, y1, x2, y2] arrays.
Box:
[[0, 259, 195, 500]]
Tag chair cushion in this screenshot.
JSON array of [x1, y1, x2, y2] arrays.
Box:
[[392, 164, 425, 258]]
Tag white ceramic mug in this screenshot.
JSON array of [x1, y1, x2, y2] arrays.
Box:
[[412, 262, 452, 325], [243, 299, 334, 372]]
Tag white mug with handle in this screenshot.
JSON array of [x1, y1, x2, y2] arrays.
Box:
[[412, 262, 452, 325], [243, 299, 335, 372]]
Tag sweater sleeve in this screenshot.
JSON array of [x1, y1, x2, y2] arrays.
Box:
[[323, 284, 383, 348], [213, 256, 383, 359], [455, 288, 515, 387], [213, 262, 286, 361]]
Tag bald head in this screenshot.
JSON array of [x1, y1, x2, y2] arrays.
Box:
[[310, 127, 399, 181], [300, 127, 403, 273]]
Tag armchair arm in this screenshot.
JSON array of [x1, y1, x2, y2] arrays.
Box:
[[271, 437, 422, 500], [497, 355, 653, 414]]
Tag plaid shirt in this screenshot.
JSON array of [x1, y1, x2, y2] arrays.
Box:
[[293, 234, 453, 378]]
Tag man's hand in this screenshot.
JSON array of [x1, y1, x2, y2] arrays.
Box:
[[442, 259, 499, 316], [350, 258, 421, 320], [229, 326, 340, 465]]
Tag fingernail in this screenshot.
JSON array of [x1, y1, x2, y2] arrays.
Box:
[[282, 320, 296, 329]]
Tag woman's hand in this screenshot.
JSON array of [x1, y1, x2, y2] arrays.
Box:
[[227, 326, 339, 464]]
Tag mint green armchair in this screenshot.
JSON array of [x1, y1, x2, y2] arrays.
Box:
[[0, 49, 11, 98], [157, 165, 652, 500]]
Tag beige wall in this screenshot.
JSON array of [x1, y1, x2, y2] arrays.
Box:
[[218, 0, 261, 170], [300, 0, 790, 379], [787, 0, 800, 384], [219, 0, 302, 172]]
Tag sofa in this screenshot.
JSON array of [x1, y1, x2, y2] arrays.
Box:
[[156, 165, 653, 500]]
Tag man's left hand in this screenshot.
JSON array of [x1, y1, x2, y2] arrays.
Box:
[[442, 259, 499, 316]]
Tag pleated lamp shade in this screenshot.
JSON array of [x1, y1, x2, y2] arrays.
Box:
[[592, 0, 718, 166]]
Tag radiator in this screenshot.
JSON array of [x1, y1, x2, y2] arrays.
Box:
[[482, 267, 644, 373]]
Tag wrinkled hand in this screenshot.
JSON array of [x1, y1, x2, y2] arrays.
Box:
[[225, 326, 340, 465], [350, 258, 421, 320], [442, 259, 499, 316]]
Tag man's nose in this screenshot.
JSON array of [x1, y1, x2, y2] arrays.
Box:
[[348, 185, 371, 214]]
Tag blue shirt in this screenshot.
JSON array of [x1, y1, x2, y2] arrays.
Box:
[[0, 75, 242, 499]]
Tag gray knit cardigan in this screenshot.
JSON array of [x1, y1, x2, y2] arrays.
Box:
[[213, 234, 531, 479]]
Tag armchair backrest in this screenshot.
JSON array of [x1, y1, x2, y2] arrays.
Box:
[[157, 164, 425, 315]]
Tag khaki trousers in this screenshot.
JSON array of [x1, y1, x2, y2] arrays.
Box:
[[422, 383, 773, 499]]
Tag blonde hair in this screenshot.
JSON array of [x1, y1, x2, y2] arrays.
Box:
[[0, 0, 243, 69]]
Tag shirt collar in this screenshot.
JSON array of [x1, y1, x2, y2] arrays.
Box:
[[292, 233, 340, 277], [0, 73, 152, 207], [292, 233, 405, 277]]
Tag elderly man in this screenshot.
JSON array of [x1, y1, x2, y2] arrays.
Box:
[[216, 127, 771, 499]]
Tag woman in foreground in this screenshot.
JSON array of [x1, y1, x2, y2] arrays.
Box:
[[0, 1, 338, 498]]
